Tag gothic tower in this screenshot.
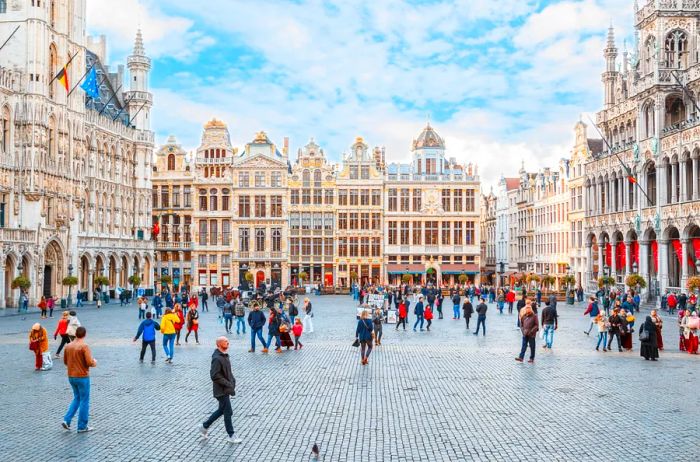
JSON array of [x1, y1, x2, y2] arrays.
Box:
[[602, 25, 618, 108], [126, 29, 152, 131]]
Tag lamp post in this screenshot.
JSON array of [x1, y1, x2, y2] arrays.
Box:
[[67, 263, 74, 307], [632, 261, 638, 275], [17, 262, 24, 310]]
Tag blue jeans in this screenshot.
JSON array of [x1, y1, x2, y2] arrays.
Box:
[[76, 297, 83, 307], [236, 316, 246, 334], [290, 315, 296, 325], [250, 328, 266, 350], [543, 324, 555, 348], [596, 331, 608, 350], [475, 316, 486, 335], [162, 333, 176, 359], [413, 315, 424, 330], [138, 309, 145, 320], [155, 306, 162, 318], [519, 335, 536, 360], [453, 304, 460, 319], [497, 301, 504, 313], [266, 333, 281, 349], [64, 377, 90, 430]]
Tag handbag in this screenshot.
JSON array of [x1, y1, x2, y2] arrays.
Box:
[[639, 326, 650, 342], [351, 339, 360, 347], [29, 340, 39, 351]]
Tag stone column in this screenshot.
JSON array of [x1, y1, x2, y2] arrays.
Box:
[[623, 178, 628, 210], [114, 265, 122, 290], [585, 243, 593, 285], [680, 160, 687, 201], [658, 239, 669, 293], [639, 240, 649, 299], [0, 256, 5, 308], [671, 163, 678, 203], [681, 238, 690, 290], [693, 157, 699, 200], [598, 242, 604, 280], [658, 164, 667, 205], [625, 240, 632, 276], [87, 268, 95, 301], [610, 242, 617, 279]]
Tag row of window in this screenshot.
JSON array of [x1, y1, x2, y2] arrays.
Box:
[[387, 221, 476, 246], [337, 189, 382, 207], [289, 238, 335, 257], [337, 212, 382, 231], [387, 255, 475, 264], [289, 212, 335, 231], [237, 171, 283, 188], [153, 186, 192, 209], [290, 189, 334, 206], [387, 188, 475, 212], [337, 237, 383, 257], [534, 202, 568, 228], [534, 231, 569, 257]]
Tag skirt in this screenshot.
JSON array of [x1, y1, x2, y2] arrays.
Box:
[[685, 332, 699, 354], [640, 342, 659, 360], [621, 332, 633, 350], [280, 332, 294, 348], [655, 327, 663, 350]]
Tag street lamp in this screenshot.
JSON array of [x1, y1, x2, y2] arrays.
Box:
[[632, 261, 638, 274], [67, 263, 74, 307]]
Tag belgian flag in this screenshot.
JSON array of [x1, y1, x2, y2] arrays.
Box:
[[54, 66, 69, 92]]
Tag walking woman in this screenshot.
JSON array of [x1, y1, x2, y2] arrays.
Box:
[[160, 308, 180, 363], [396, 298, 407, 331], [372, 308, 384, 345], [38, 296, 48, 318], [267, 308, 282, 353], [680, 310, 699, 354], [185, 305, 200, 344], [424, 303, 434, 331], [355, 310, 374, 365], [594, 312, 608, 352], [302, 297, 314, 333], [651, 309, 664, 350], [620, 309, 633, 351], [54, 311, 71, 358], [639, 315, 659, 361], [462, 299, 473, 329], [29, 323, 50, 371], [174, 304, 185, 346]]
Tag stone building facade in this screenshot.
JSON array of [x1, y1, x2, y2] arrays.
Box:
[[585, 2, 700, 300], [0, 3, 154, 307], [480, 191, 496, 285], [496, 177, 519, 286]]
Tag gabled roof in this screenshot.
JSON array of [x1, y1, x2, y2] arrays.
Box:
[[505, 178, 519, 191]]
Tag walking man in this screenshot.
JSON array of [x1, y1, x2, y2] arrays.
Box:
[[247, 303, 268, 353], [583, 296, 599, 335], [473, 298, 487, 336], [62, 326, 97, 433], [133, 312, 161, 364], [413, 296, 425, 332], [199, 337, 241, 444], [541, 300, 558, 349], [515, 305, 539, 363], [452, 292, 461, 320]]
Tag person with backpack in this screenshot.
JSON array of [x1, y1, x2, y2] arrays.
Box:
[[234, 298, 246, 335], [222, 302, 234, 334], [583, 296, 600, 335], [133, 312, 161, 364], [288, 298, 299, 325]]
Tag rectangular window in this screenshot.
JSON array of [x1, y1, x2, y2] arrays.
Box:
[[324, 213, 334, 231], [271, 171, 282, 187], [198, 255, 207, 267], [426, 158, 436, 174], [222, 192, 230, 211], [361, 213, 370, 230], [161, 186, 169, 208], [172, 186, 180, 207], [371, 189, 381, 206], [199, 190, 207, 211], [361, 165, 370, 179], [350, 165, 359, 179], [238, 172, 249, 187], [465, 189, 475, 212], [412, 221, 422, 245], [465, 221, 475, 245], [400, 188, 409, 212], [338, 190, 347, 206], [453, 189, 462, 212], [441, 190, 451, 212], [198, 220, 207, 245], [222, 255, 231, 267], [349, 213, 358, 230], [349, 190, 358, 206], [425, 221, 438, 245], [290, 212, 300, 231], [372, 213, 381, 230], [272, 228, 282, 252], [338, 237, 347, 257], [388, 221, 397, 245], [313, 189, 322, 205], [314, 213, 323, 231], [209, 220, 218, 245], [254, 195, 266, 217], [238, 196, 250, 218], [209, 191, 218, 211], [441, 221, 451, 245], [325, 238, 334, 256], [302, 189, 311, 205], [184, 186, 191, 208], [360, 189, 369, 206], [222, 220, 231, 245], [371, 237, 381, 257], [255, 229, 266, 251], [290, 238, 299, 256], [388, 189, 397, 211], [270, 196, 283, 217], [338, 213, 347, 230], [239, 228, 249, 251], [413, 189, 421, 211], [0, 1, 7, 14], [291, 190, 299, 205], [152, 188, 158, 208], [313, 238, 322, 257], [360, 237, 370, 257], [302, 238, 311, 256], [400, 221, 410, 245], [325, 189, 334, 205], [302, 213, 311, 230]]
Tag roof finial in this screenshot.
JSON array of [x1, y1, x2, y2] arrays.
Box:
[[607, 21, 615, 48], [133, 29, 145, 56]]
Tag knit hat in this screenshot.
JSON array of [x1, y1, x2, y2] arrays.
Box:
[[32, 323, 40, 330]]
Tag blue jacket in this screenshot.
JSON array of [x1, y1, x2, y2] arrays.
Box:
[[356, 319, 373, 341], [248, 310, 267, 330], [135, 319, 161, 342], [152, 296, 163, 308], [414, 301, 424, 316]]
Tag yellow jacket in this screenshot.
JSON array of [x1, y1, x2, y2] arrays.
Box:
[[160, 313, 179, 335]]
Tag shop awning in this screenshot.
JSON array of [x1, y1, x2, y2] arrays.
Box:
[[441, 264, 480, 275], [386, 264, 424, 274]]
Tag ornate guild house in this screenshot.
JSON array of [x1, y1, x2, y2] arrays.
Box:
[[0, 3, 154, 307]]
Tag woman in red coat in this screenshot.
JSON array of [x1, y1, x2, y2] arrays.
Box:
[[396, 299, 408, 331]]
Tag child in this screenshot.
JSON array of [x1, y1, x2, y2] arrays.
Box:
[[292, 318, 304, 350]]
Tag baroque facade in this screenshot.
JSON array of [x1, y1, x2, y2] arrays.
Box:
[[585, 2, 700, 299], [480, 190, 496, 284], [0, 3, 154, 307]]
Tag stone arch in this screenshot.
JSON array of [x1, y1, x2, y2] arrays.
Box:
[[79, 253, 92, 293], [3, 252, 18, 307], [663, 225, 681, 288], [42, 239, 64, 299]]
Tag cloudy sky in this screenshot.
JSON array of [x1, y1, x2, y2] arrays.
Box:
[[87, 0, 634, 189]]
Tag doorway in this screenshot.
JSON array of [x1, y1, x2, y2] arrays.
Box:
[[43, 265, 53, 298]]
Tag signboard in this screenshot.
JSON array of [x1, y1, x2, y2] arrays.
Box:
[[386, 310, 397, 324], [356, 307, 371, 319], [366, 294, 384, 308], [137, 288, 145, 297]]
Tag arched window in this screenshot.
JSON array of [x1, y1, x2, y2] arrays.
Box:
[[665, 30, 688, 69], [167, 154, 175, 170], [48, 43, 57, 99], [314, 169, 321, 187], [645, 162, 656, 206], [643, 102, 655, 138], [209, 188, 218, 211], [255, 228, 266, 251], [665, 95, 686, 128], [221, 188, 230, 211], [644, 36, 656, 74], [48, 116, 56, 158], [302, 169, 310, 187], [199, 189, 207, 211], [1, 105, 10, 154]]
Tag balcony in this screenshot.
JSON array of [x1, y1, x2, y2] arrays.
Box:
[[156, 241, 192, 250], [195, 156, 234, 165], [0, 228, 36, 243]]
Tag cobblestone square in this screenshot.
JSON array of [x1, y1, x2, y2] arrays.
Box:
[[0, 295, 697, 461]]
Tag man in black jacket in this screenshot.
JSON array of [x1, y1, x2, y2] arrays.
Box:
[[200, 337, 241, 444]]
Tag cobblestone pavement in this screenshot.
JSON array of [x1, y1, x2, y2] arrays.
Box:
[[0, 295, 697, 461]]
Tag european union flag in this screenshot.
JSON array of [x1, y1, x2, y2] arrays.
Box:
[[81, 66, 99, 99]]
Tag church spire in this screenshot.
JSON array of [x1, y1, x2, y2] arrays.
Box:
[[133, 29, 145, 56]]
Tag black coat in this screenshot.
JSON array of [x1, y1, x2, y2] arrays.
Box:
[[210, 349, 236, 398]]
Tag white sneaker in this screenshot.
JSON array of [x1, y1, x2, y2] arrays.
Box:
[[227, 436, 242, 444], [199, 424, 208, 438]]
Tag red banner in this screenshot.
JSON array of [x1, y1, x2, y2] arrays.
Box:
[[693, 238, 700, 261], [605, 243, 612, 267], [616, 242, 626, 270], [651, 240, 658, 273], [671, 239, 682, 265]]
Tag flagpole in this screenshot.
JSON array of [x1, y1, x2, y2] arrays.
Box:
[[670, 70, 700, 118], [98, 84, 122, 116], [0, 25, 20, 54], [587, 115, 653, 204], [128, 100, 149, 128], [48, 50, 79, 86], [67, 61, 96, 98], [112, 94, 136, 121]]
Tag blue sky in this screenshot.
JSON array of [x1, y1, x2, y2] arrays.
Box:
[[87, 0, 634, 187]]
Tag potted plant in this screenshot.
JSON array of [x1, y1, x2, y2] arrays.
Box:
[[62, 275, 78, 307], [561, 275, 577, 304], [458, 274, 468, 285], [349, 271, 358, 283], [11, 275, 31, 308], [597, 276, 615, 293], [541, 274, 556, 293], [94, 275, 110, 290], [401, 274, 412, 285], [526, 273, 541, 289], [244, 271, 254, 289], [128, 274, 141, 288], [160, 275, 172, 291], [625, 274, 647, 294], [687, 275, 700, 293], [298, 271, 308, 286]]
